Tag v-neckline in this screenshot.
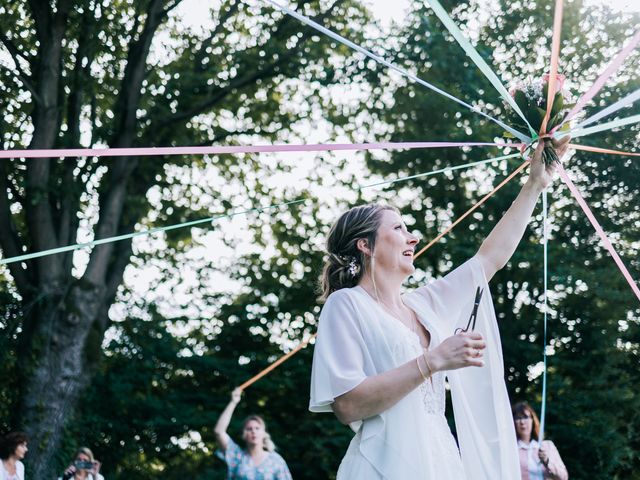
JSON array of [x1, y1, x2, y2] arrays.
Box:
[[354, 285, 432, 348], [248, 451, 270, 468]]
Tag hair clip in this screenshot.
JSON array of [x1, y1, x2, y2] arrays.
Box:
[[347, 257, 360, 277]]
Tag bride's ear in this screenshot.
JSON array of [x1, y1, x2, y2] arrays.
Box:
[[356, 238, 371, 256]]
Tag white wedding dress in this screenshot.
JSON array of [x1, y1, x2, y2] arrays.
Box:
[[310, 257, 520, 480]]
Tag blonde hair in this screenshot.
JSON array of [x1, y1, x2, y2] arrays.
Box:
[[241, 415, 275, 452], [75, 447, 94, 462], [319, 204, 398, 302]]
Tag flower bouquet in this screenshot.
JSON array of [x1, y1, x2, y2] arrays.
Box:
[[506, 74, 573, 165]]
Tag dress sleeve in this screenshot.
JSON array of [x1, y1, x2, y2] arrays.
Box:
[[543, 440, 569, 480], [412, 256, 487, 330], [273, 453, 293, 480], [309, 290, 368, 413], [215, 434, 243, 467]]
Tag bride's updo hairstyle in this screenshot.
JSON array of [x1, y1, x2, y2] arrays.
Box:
[[319, 204, 398, 302]]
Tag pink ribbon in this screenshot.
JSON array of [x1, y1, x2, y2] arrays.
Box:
[[559, 30, 640, 128], [0, 141, 523, 159], [558, 165, 640, 302]]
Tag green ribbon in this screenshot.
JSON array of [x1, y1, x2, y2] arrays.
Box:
[[0, 199, 305, 266], [560, 113, 640, 139], [361, 152, 522, 189], [426, 0, 537, 137]]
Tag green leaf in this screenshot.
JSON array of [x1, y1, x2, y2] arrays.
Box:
[[550, 91, 564, 117], [525, 105, 545, 131], [514, 90, 530, 111]]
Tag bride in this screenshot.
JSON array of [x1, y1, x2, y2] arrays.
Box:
[[309, 138, 569, 479]]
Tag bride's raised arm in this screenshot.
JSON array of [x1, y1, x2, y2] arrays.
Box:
[[476, 137, 570, 281]]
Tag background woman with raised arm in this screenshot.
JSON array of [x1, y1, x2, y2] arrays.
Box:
[[214, 388, 292, 480], [310, 137, 570, 479]]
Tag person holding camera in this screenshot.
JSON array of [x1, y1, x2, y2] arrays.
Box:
[[58, 447, 104, 480], [214, 388, 292, 480], [0, 431, 28, 480]]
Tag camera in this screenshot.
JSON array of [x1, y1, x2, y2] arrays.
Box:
[[74, 460, 95, 470]]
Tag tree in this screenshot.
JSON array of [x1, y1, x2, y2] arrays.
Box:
[[0, 0, 371, 476]]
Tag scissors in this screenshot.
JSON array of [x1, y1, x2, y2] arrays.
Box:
[[454, 286, 484, 335]]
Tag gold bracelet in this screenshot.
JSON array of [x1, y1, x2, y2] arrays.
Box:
[[422, 351, 433, 378], [423, 350, 434, 388], [416, 356, 429, 381]]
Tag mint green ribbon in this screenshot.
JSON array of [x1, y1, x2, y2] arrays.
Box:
[[361, 152, 522, 189], [426, 0, 537, 137], [559, 113, 640, 139], [0, 199, 305, 265], [576, 87, 640, 129], [539, 189, 549, 443]]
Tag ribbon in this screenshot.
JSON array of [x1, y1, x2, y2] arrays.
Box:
[[426, 0, 536, 137], [558, 165, 640, 302], [540, 0, 564, 134], [360, 152, 521, 189], [559, 113, 640, 139], [560, 30, 640, 127], [576, 87, 640, 129], [414, 160, 529, 259], [263, 0, 531, 143], [569, 143, 640, 157], [238, 333, 317, 390], [539, 189, 549, 443], [0, 141, 523, 159], [0, 199, 305, 265]]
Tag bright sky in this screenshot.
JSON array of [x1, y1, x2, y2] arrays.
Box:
[[368, 0, 640, 23]]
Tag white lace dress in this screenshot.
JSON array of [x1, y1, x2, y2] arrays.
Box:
[[310, 257, 520, 480], [334, 292, 466, 479]]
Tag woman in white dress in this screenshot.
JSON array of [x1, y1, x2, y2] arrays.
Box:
[[309, 137, 570, 480]]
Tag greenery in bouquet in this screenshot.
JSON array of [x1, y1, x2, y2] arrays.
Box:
[[505, 74, 574, 165]]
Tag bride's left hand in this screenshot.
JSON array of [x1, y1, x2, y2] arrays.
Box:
[[526, 136, 571, 192]]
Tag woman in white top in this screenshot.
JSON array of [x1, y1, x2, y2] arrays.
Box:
[[310, 137, 570, 479], [0, 432, 28, 480], [513, 401, 568, 480]]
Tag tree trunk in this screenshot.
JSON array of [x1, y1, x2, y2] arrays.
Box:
[[18, 279, 105, 479], [15, 1, 171, 475]]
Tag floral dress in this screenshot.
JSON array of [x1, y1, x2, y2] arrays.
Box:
[[216, 437, 293, 480]]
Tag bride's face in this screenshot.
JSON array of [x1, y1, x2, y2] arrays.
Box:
[[368, 210, 419, 278]]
